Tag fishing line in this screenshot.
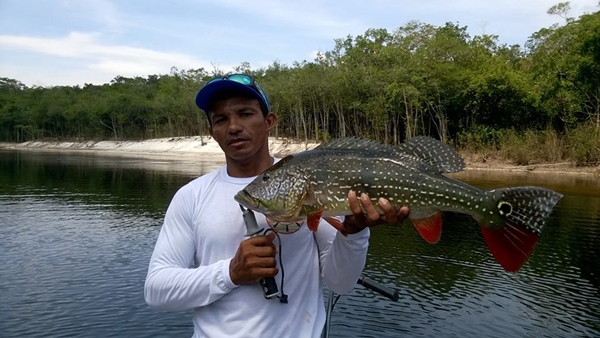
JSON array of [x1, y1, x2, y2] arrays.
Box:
[[332, 294, 341, 310]]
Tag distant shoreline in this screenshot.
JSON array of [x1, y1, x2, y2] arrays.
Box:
[[1, 136, 598, 176], [0, 136, 319, 163]]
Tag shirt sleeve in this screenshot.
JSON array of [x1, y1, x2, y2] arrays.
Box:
[[144, 186, 238, 311], [313, 216, 370, 294]]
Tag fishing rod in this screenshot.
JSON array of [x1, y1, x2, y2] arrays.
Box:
[[322, 278, 399, 338]]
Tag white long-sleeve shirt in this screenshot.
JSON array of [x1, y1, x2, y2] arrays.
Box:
[[144, 164, 369, 338]]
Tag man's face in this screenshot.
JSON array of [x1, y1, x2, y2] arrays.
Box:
[[208, 96, 276, 162]]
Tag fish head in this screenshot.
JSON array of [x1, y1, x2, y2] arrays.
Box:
[[234, 156, 309, 221]]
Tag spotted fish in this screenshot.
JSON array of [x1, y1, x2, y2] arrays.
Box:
[[234, 136, 563, 272]]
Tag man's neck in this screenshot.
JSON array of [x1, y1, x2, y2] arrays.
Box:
[[225, 152, 274, 178]]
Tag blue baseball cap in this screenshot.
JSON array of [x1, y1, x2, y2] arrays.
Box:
[[195, 74, 271, 115]]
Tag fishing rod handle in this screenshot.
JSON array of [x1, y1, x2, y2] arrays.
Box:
[[240, 205, 280, 300], [358, 277, 400, 302], [259, 276, 280, 299]]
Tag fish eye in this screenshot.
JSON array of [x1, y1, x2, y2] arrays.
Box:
[[262, 173, 270, 182], [498, 202, 512, 215]]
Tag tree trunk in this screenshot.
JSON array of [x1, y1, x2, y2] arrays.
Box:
[[335, 99, 346, 138], [111, 115, 118, 141], [403, 89, 413, 140]]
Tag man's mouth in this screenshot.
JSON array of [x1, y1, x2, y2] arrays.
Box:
[[228, 138, 248, 147]]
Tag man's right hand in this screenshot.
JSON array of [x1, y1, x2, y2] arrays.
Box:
[[229, 232, 278, 285]]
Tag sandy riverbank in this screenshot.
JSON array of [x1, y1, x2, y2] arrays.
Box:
[[1, 136, 598, 176], [0, 136, 320, 162]]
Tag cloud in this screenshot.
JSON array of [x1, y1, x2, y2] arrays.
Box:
[[0, 62, 115, 88], [366, 0, 598, 43], [0, 32, 231, 86], [60, 0, 124, 32], [89, 0, 123, 31], [2, 0, 598, 87], [215, 0, 367, 38]]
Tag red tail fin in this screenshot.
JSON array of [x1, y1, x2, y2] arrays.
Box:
[[480, 221, 539, 272]]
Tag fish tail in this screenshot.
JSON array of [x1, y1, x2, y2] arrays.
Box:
[[478, 187, 563, 272]]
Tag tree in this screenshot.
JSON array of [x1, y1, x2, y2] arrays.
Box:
[[547, 2, 573, 22]]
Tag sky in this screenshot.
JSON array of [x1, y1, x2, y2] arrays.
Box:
[[0, 0, 598, 87]]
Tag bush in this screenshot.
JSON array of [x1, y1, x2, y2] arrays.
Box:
[[457, 125, 506, 152], [499, 129, 565, 165], [566, 122, 600, 164]]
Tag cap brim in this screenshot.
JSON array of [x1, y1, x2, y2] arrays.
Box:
[[195, 80, 265, 113]]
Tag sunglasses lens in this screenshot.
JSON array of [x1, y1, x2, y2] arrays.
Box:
[[227, 74, 252, 85], [205, 74, 269, 111]]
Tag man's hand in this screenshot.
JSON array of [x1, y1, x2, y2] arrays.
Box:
[[229, 232, 278, 285], [343, 190, 410, 235]]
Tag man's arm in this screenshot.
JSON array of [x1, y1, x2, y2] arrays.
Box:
[[144, 187, 279, 311], [144, 188, 237, 311]]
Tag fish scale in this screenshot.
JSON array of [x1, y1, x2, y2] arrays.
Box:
[[302, 153, 483, 220], [235, 136, 563, 272]]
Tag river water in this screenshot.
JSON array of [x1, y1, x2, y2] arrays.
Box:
[[0, 150, 598, 337]]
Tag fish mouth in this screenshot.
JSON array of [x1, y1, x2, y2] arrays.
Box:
[[234, 189, 261, 210]]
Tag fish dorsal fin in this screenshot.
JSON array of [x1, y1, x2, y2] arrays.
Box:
[[314, 137, 448, 173], [315, 137, 397, 154], [397, 136, 465, 174]]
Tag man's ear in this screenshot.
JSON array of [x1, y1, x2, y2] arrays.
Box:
[[265, 112, 277, 132]]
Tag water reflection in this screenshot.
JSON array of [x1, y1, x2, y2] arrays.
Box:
[[332, 170, 600, 337], [0, 150, 200, 337], [0, 150, 599, 337]]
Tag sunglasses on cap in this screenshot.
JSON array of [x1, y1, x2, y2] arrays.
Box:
[[206, 74, 271, 113]]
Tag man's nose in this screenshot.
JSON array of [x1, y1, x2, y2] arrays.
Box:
[[227, 115, 243, 133]]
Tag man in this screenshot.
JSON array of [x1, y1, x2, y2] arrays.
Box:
[[144, 74, 409, 337]]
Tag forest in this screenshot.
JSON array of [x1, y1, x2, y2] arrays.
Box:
[[0, 3, 599, 165]]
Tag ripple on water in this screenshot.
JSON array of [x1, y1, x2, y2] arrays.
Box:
[[2, 154, 600, 338], [326, 208, 600, 337], [0, 196, 192, 338]]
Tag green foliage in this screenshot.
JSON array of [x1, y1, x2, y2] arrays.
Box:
[[456, 125, 507, 152], [499, 129, 565, 165], [566, 121, 600, 164], [460, 125, 598, 165], [0, 5, 598, 165]]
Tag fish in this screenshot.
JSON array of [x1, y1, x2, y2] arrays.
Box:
[[234, 136, 563, 272]]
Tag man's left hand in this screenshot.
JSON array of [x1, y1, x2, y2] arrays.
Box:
[[342, 190, 410, 235]]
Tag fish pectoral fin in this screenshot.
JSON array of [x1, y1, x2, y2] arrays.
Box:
[[410, 210, 443, 244], [324, 216, 348, 237], [479, 221, 539, 273], [307, 210, 324, 232]]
